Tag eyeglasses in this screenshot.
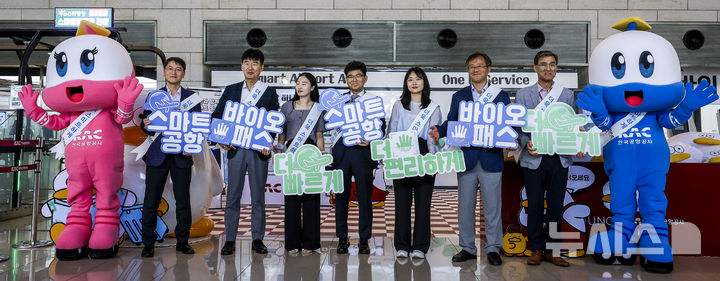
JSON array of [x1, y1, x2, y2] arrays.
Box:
[[536, 62, 557, 69], [242, 61, 261, 67], [346, 74, 365, 80], [468, 64, 489, 70], [165, 67, 184, 72]]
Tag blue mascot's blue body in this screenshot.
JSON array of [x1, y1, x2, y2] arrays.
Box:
[[576, 17, 718, 274]]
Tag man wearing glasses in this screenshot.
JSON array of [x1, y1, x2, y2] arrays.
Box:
[[212, 49, 279, 255], [515, 50, 582, 267], [332, 61, 384, 255], [140, 57, 200, 257], [429, 52, 509, 265]]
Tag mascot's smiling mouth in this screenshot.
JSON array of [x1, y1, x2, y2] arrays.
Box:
[[67, 86, 84, 102], [624, 90, 644, 107]]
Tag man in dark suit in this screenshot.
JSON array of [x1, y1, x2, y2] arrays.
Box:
[[429, 52, 508, 265], [212, 49, 279, 255], [140, 57, 200, 257], [332, 61, 384, 255]]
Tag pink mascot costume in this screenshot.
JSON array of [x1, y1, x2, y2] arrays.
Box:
[[18, 21, 143, 260]]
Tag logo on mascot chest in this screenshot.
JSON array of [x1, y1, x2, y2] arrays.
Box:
[[616, 127, 653, 145], [70, 129, 103, 147]]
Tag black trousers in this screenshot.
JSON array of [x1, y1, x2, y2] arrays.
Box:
[[142, 155, 192, 245], [284, 193, 321, 251], [392, 175, 434, 253], [335, 147, 374, 240], [522, 155, 568, 252]]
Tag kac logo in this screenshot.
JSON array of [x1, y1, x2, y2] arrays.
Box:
[[620, 127, 651, 139], [74, 129, 102, 141]]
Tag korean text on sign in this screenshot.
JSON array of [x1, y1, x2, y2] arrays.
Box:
[[208, 100, 285, 151], [146, 111, 211, 154], [371, 138, 466, 180], [446, 101, 527, 149], [522, 102, 602, 156], [324, 96, 386, 145], [274, 145, 343, 195]]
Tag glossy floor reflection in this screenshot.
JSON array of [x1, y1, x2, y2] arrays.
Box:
[[2, 215, 720, 281]]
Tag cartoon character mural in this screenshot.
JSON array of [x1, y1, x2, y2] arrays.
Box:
[[575, 17, 718, 273], [511, 165, 592, 257], [668, 132, 720, 163], [18, 21, 143, 260], [41, 169, 170, 245]]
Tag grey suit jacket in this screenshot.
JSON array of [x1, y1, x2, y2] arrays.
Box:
[[515, 83, 576, 170]]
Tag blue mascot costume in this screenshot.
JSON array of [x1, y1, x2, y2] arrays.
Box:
[[577, 17, 718, 273]]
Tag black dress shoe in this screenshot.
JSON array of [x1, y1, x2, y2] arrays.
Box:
[[176, 243, 195, 255], [221, 241, 235, 255], [487, 252, 502, 265], [451, 250, 477, 262], [336, 238, 349, 254], [252, 240, 268, 254], [141, 245, 154, 258], [358, 239, 370, 255]]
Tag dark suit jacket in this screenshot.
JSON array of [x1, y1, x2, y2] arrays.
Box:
[[436, 85, 510, 172], [140, 87, 202, 168], [331, 92, 386, 170], [211, 81, 280, 160]]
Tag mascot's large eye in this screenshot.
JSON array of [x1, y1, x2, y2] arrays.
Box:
[[54, 52, 68, 77], [639, 51, 654, 78], [611, 52, 626, 79], [80, 48, 98, 74]]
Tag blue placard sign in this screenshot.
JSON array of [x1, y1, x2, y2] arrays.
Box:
[[144, 90, 211, 154], [320, 88, 386, 145], [207, 100, 285, 151], [446, 101, 527, 148]]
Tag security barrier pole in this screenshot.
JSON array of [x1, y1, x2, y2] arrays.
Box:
[[12, 137, 53, 249]]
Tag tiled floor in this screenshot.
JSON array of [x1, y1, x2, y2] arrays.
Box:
[[2, 218, 720, 281], [206, 189, 484, 238], [2, 188, 720, 280]]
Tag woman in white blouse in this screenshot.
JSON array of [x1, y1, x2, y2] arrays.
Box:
[[388, 67, 442, 260]]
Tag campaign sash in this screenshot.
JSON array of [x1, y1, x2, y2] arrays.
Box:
[[287, 102, 323, 153], [407, 103, 439, 135], [242, 81, 268, 106], [600, 112, 646, 146], [50, 109, 102, 159]]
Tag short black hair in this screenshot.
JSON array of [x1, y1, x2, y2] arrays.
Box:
[[344, 61, 367, 75], [241, 48, 264, 64], [465, 52, 492, 67], [534, 50, 558, 65], [163, 57, 186, 71]]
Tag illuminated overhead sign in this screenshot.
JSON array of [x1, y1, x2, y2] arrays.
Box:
[[55, 8, 114, 28]]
